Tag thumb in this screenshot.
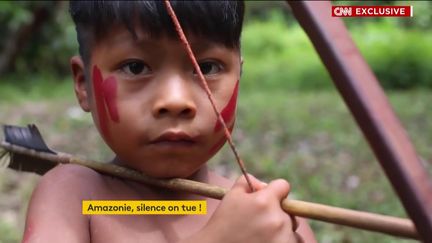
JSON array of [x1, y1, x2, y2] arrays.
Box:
[[261, 179, 290, 201]]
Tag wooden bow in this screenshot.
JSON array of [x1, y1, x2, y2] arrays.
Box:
[[287, 1, 432, 241]]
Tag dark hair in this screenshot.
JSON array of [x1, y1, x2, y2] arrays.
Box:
[[69, 0, 244, 66]]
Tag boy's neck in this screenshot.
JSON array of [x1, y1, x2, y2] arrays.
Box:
[[111, 157, 211, 200], [111, 156, 210, 181]]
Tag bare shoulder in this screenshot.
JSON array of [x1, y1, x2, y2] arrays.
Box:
[[31, 163, 107, 202], [23, 164, 104, 243], [40, 163, 105, 190]]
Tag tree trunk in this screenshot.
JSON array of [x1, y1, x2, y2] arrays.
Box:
[[0, 4, 54, 75]]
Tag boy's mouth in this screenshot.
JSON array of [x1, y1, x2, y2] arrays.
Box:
[[150, 131, 197, 147]]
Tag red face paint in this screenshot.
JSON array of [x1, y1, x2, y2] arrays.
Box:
[[93, 66, 110, 140], [92, 66, 120, 140], [214, 80, 239, 132], [208, 123, 235, 155], [103, 76, 119, 122]]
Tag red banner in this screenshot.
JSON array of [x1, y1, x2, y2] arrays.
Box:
[[332, 6, 413, 17]]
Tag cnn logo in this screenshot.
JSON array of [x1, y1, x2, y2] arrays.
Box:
[[333, 6, 352, 16]]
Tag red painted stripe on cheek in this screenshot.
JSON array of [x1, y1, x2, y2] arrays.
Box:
[[103, 76, 120, 122], [92, 66, 109, 139], [214, 80, 239, 132], [208, 123, 235, 156]]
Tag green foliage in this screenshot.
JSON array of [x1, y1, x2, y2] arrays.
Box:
[[406, 1, 432, 30], [0, 74, 73, 103], [0, 2, 77, 76], [0, 221, 20, 243], [241, 12, 332, 91], [244, 1, 295, 26], [241, 11, 432, 91], [16, 3, 77, 75], [352, 21, 432, 89], [0, 1, 34, 31]]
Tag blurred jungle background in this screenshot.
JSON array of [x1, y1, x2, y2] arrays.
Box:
[[1, 1, 431, 242]]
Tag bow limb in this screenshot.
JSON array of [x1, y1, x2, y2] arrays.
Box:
[[287, 1, 432, 241]]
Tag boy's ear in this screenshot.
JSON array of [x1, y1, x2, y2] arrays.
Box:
[[70, 56, 91, 112]]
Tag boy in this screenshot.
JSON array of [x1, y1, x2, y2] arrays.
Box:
[[23, 1, 315, 242]]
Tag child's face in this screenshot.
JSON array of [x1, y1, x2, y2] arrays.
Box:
[[72, 25, 241, 178]]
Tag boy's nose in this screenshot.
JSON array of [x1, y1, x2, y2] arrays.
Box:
[[152, 78, 197, 119]]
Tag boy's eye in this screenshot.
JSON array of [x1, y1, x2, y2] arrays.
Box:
[[194, 61, 222, 75], [120, 61, 151, 76]]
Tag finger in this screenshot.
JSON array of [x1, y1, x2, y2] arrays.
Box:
[[231, 174, 265, 193], [290, 215, 300, 232], [293, 231, 305, 243], [261, 179, 290, 201]]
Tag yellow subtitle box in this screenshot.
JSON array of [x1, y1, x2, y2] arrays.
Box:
[[82, 200, 207, 215]]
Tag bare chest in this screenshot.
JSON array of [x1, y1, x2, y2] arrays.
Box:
[[89, 213, 211, 243]]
